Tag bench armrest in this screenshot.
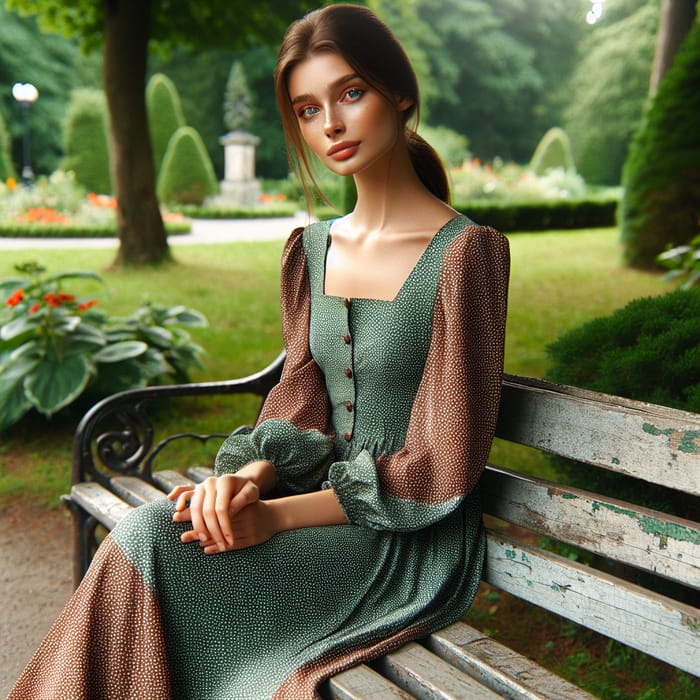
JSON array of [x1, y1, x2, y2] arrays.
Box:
[[71, 351, 285, 488]]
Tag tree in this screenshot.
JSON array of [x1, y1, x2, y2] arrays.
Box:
[[620, 22, 700, 266], [223, 61, 253, 133], [649, 0, 698, 95], [0, 111, 15, 181], [5, 0, 314, 267], [562, 2, 659, 185]]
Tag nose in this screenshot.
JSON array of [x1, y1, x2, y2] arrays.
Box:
[[324, 108, 345, 139]]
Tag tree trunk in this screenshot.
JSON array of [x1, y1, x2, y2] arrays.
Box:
[[103, 0, 170, 266], [649, 0, 697, 95]]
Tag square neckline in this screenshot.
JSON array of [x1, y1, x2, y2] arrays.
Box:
[[322, 214, 466, 303]]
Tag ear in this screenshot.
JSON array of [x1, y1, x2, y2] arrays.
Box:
[[396, 96, 414, 113]]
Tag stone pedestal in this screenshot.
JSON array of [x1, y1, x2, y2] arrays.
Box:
[[212, 130, 262, 207]]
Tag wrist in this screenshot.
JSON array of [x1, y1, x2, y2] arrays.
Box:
[[236, 460, 277, 493]]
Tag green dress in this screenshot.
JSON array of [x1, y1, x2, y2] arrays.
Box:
[[9, 215, 510, 700]]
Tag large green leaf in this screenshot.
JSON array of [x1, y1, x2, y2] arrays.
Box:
[[93, 340, 148, 363], [0, 377, 33, 431], [140, 325, 173, 348], [165, 306, 208, 327], [1, 313, 42, 341], [24, 354, 93, 416]]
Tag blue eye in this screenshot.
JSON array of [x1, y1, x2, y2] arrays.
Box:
[[299, 106, 320, 120], [345, 88, 363, 101]]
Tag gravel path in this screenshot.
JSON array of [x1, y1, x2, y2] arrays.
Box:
[[1, 501, 72, 697]]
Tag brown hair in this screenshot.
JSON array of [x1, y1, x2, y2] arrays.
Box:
[[274, 4, 450, 208]]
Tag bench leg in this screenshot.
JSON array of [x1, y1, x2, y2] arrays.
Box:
[[61, 496, 99, 590]]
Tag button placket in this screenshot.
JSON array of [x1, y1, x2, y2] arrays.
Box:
[[338, 297, 355, 443]]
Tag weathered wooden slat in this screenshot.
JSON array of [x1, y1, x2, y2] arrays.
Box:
[[187, 465, 215, 482], [152, 469, 195, 493], [70, 482, 133, 529], [376, 642, 503, 699], [498, 376, 700, 496], [327, 664, 415, 699], [484, 532, 700, 676], [481, 466, 700, 588], [427, 621, 594, 700], [110, 476, 168, 507]]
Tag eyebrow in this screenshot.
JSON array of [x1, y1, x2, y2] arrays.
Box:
[[291, 72, 362, 105]]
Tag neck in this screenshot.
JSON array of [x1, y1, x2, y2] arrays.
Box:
[[350, 139, 439, 234]]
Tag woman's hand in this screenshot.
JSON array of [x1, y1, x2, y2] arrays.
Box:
[[169, 474, 261, 552]]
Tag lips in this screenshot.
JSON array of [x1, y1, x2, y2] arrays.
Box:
[[327, 141, 360, 161]]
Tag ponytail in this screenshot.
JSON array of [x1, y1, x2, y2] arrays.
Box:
[[406, 130, 451, 204]]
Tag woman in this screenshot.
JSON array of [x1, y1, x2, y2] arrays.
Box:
[[10, 5, 509, 698]]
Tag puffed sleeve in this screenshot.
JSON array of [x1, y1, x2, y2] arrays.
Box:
[[214, 226, 335, 493], [325, 226, 510, 531]]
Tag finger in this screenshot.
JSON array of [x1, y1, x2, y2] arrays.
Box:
[[189, 485, 210, 543], [174, 489, 195, 512], [229, 481, 259, 518], [215, 484, 236, 548], [202, 479, 227, 551], [172, 506, 192, 523], [168, 484, 192, 501]]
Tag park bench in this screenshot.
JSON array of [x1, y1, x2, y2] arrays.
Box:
[[65, 351, 700, 699]]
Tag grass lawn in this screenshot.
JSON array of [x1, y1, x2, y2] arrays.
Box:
[[2, 226, 695, 699]]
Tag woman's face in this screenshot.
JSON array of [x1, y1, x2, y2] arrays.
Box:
[[287, 52, 410, 177]]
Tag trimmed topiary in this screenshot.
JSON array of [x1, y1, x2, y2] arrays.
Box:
[[529, 127, 576, 176], [146, 73, 186, 177], [62, 89, 112, 194], [157, 126, 218, 205], [620, 22, 700, 267], [0, 110, 15, 181]]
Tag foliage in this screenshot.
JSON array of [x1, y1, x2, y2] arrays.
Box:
[[0, 261, 207, 431], [547, 288, 700, 413], [414, 0, 583, 162], [620, 21, 700, 267], [450, 158, 586, 203], [0, 5, 101, 177], [223, 61, 253, 133], [62, 88, 112, 194], [529, 127, 575, 176], [657, 231, 700, 289], [157, 126, 219, 205], [418, 124, 470, 168], [146, 73, 186, 177], [0, 110, 15, 181], [563, 1, 658, 185]]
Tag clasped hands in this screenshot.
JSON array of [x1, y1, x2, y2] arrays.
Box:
[[168, 474, 278, 554]]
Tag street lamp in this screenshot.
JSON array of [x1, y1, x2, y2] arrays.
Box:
[[12, 82, 39, 182]]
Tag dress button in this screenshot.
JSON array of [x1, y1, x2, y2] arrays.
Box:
[[344, 432, 352, 441], [344, 367, 353, 378], [343, 334, 351, 344], [344, 298, 351, 308], [345, 401, 353, 412]]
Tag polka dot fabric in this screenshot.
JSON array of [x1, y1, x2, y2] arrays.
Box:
[[9, 215, 509, 700]]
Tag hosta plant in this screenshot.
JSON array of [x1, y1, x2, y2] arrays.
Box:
[[0, 262, 207, 430]]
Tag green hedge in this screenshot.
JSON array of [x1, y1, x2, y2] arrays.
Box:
[[0, 221, 191, 238], [176, 204, 297, 219], [455, 198, 618, 231]]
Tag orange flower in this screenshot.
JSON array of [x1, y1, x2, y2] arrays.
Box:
[[78, 300, 99, 311], [29, 303, 41, 314], [6, 177, 17, 191], [5, 289, 24, 307]]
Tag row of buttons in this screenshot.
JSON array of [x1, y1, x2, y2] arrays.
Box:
[[343, 298, 353, 441]]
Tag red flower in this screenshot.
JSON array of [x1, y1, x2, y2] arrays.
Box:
[[5, 289, 24, 307], [78, 300, 99, 311], [29, 303, 41, 314]]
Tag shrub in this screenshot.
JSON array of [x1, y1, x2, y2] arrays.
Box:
[[62, 89, 112, 195], [620, 22, 700, 267], [657, 231, 700, 289], [147, 73, 186, 177], [0, 261, 207, 430], [0, 111, 15, 181], [545, 289, 700, 518], [529, 127, 576, 176], [157, 126, 218, 206]]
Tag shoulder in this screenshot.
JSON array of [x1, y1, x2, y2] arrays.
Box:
[[445, 221, 509, 263]]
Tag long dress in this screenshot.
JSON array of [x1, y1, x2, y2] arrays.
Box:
[[9, 214, 510, 700]]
